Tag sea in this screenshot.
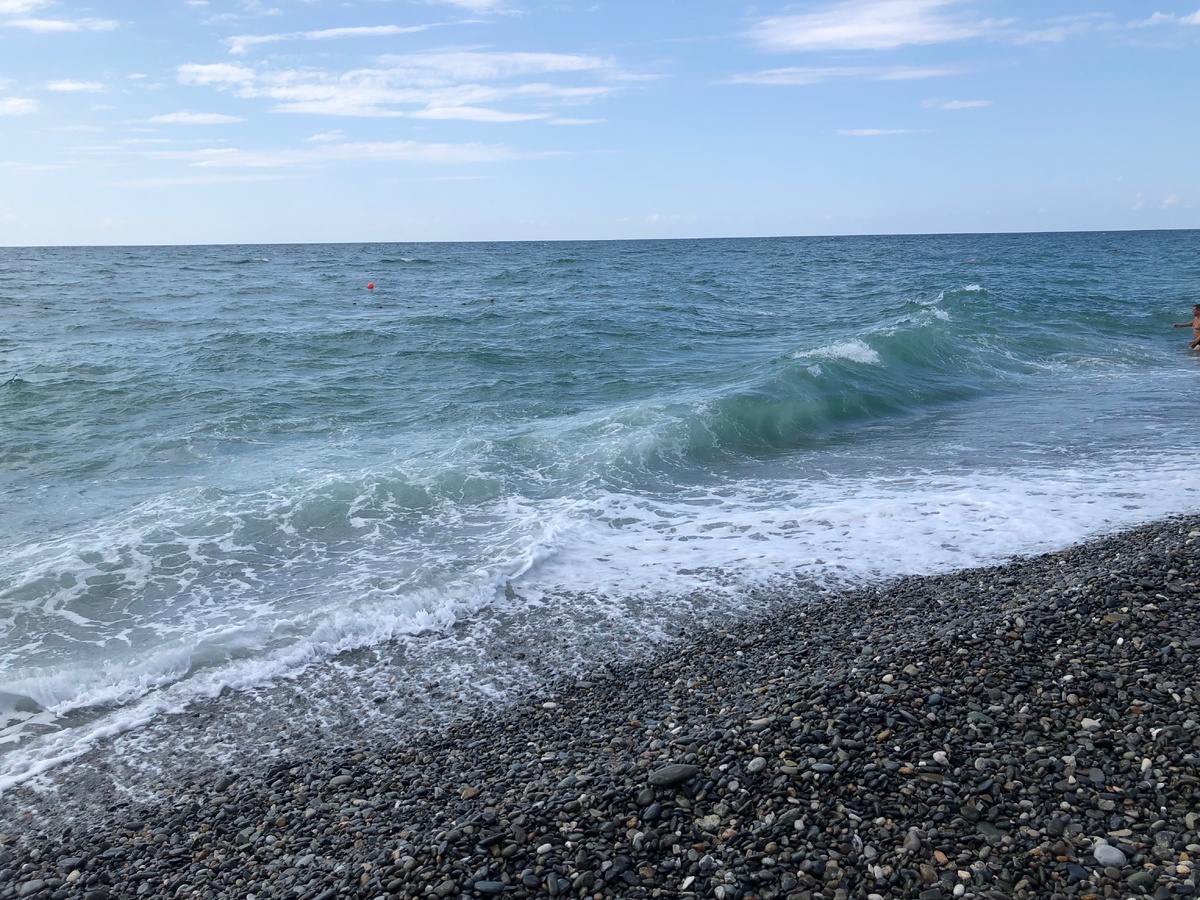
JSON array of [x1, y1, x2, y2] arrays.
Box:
[[2, 230, 1198, 802]]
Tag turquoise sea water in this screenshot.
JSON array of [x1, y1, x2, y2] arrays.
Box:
[[2, 231, 1198, 793]]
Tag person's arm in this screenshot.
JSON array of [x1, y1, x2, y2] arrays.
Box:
[[1175, 319, 1197, 327]]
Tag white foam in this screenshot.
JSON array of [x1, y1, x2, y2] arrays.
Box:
[[2, 440, 1197, 795], [512, 454, 1197, 602], [793, 339, 882, 366]]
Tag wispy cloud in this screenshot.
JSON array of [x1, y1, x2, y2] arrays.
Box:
[[46, 80, 105, 92], [412, 106, 546, 122], [923, 98, 991, 109], [1130, 13, 1176, 28], [148, 138, 522, 168], [178, 50, 621, 120], [1010, 8, 1200, 43], [729, 65, 958, 85], [0, 97, 38, 115], [838, 128, 930, 136], [426, 0, 511, 11], [373, 50, 616, 81], [1014, 21, 1094, 44], [227, 24, 431, 56], [0, 160, 70, 174], [112, 174, 286, 189], [747, 0, 997, 53], [5, 16, 118, 32], [0, 0, 47, 12], [147, 111, 245, 124], [1129, 11, 1200, 27], [178, 64, 256, 87]]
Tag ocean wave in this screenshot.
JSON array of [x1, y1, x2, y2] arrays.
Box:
[[791, 339, 882, 365]]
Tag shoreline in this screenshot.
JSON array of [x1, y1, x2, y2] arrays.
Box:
[[2, 516, 1198, 899]]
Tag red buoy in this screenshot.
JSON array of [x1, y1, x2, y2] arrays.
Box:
[[367, 282, 374, 290]]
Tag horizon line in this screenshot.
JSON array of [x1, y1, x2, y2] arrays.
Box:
[[2, 226, 1197, 251]]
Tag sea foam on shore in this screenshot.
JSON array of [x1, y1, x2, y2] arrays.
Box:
[[2, 516, 1198, 900]]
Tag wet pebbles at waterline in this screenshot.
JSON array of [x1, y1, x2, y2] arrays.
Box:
[[2, 515, 1198, 899]]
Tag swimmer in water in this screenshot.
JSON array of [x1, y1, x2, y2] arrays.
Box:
[[1173, 304, 1200, 350]]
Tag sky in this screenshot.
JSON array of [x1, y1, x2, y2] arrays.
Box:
[[0, 0, 1197, 246]]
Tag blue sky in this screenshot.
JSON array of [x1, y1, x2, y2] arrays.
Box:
[[0, 0, 1197, 245]]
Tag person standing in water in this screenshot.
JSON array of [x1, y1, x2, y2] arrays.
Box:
[[1173, 304, 1200, 349]]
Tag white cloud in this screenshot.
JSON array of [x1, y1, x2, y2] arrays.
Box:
[[729, 65, 957, 85], [837, 128, 929, 136], [1130, 12, 1177, 27], [428, 0, 510, 10], [113, 174, 286, 189], [178, 64, 257, 87], [46, 80, 105, 92], [0, 97, 38, 115], [413, 106, 547, 122], [748, 0, 992, 52], [6, 17, 118, 32], [923, 98, 991, 109], [0, 160, 69, 173], [731, 66, 868, 85], [149, 138, 520, 168], [148, 111, 245, 124], [1123, 9, 1200, 25], [1126, 11, 1200, 26], [306, 130, 344, 143], [1162, 195, 1180, 210], [880, 66, 962, 80], [227, 24, 431, 55], [1015, 23, 1087, 43], [0, 0, 46, 12], [178, 51, 620, 120], [373, 50, 615, 81]]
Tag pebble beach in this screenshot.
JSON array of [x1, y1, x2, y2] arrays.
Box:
[[2, 516, 1198, 900]]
